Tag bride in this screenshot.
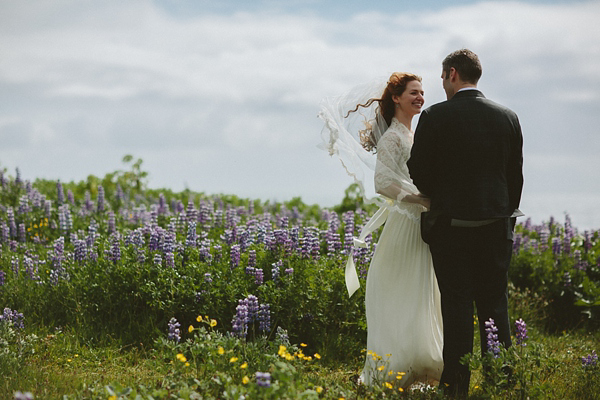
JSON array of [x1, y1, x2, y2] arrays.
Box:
[[318, 72, 443, 388]]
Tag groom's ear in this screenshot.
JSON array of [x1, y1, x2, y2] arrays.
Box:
[[449, 67, 459, 82]]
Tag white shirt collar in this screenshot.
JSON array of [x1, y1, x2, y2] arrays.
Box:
[[457, 87, 478, 92]]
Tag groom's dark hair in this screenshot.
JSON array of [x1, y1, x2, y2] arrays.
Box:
[[442, 49, 482, 84]]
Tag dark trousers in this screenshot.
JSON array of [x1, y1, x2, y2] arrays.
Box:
[[428, 218, 513, 397]]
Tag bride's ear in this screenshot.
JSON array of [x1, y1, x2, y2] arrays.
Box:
[[392, 95, 400, 104]]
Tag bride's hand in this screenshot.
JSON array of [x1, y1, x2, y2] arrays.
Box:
[[401, 194, 431, 210]]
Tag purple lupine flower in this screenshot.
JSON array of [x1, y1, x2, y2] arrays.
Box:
[[258, 303, 271, 332], [232, 300, 249, 339], [109, 234, 121, 264], [0, 308, 25, 330], [256, 372, 271, 388], [256, 224, 267, 245], [485, 318, 501, 357], [246, 294, 259, 322], [23, 256, 39, 281], [186, 221, 197, 248], [11, 256, 19, 277], [96, 185, 105, 213], [18, 223, 26, 243], [153, 253, 162, 266], [67, 189, 75, 205], [7, 207, 16, 238], [204, 272, 212, 283], [551, 237, 561, 255], [563, 234, 571, 255], [583, 231, 592, 253], [247, 250, 256, 268], [213, 244, 222, 263], [148, 228, 162, 251], [515, 318, 528, 346], [513, 233, 522, 254], [199, 202, 211, 225], [86, 219, 99, 245], [0, 270, 5, 286], [44, 199, 52, 219], [254, 268, 264, 285], [187, 200, 199, 224], [18, 194, 30, 216], [539, 227, 549, 252], [56, 180, 64, 205], [167, 317, 181, 342], [107, 211, 116, 234], [230, 244, 241, 269], [115, 184, 124, 204], [1, 221, 9, 243], [9, 240, 17, 252], [199, 239, 213, 264], [74, 239, 87, 263], [165, 252, 175, 268], [581, 350, 598, 368], [52, 237, 65, 268], [285, 267, 294, 275], [14, 167, 21, 186], [83, 191, 93, 212], [271, 261, 281, 283]]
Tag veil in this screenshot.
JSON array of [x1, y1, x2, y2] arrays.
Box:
[[318, 77, 424, 297], [317, 79, 389, 209]]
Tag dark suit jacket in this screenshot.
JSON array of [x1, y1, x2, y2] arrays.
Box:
[[407, 89, 523, 221]]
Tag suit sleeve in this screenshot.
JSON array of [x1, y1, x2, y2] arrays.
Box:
[[407, 109, 436, 197], [507, 115, 524, 212]]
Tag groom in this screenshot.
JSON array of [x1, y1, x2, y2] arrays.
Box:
[[407, 49, 523, 396]]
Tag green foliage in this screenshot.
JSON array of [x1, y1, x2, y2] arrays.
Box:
[[0, 160, 599, 398]]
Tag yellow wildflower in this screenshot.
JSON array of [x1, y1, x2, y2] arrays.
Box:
[[242, 376, 250, 385], [316, 386, 323, 393], [67, 359, 72, 362], [398, 387, 404, 392], [188, 325, 194, 333], [314, 353, 321, 359], [377, 365, 385, 371], [210, 319, 217, 327], [196, 315, 202, 322], [108, 396, 117, 400], [240, 362, 248, 369], [229, 357, 238, 363], [300, 343, 307, 347], [278, 345, 287, 356], [218, 346, 225, 355], [176, 353, 187, 362], [185, 362, 190, 367], [385, 353, 392, 358], [384, 382, 393, 389]]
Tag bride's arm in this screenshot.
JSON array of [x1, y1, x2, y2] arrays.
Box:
[[375, 133, 429, 208]]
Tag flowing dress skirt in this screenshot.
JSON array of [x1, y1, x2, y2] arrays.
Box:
[[361, 205, 444, 388]]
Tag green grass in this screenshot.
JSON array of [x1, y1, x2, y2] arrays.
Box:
[[3, 308, 599, 399]]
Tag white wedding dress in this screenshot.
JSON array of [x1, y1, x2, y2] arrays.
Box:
[[359, 118, 443, 388], [318, 83, 443, 389]]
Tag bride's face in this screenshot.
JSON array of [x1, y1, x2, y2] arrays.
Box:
[[395, 80, 425, 116]]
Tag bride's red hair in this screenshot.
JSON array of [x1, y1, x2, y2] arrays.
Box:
[[347, 72, 422, 152]]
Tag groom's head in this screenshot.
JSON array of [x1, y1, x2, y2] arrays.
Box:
[[441, 49, 482, 99]]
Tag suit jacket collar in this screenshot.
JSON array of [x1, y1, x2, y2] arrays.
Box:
[[451, 89, 485, 100]]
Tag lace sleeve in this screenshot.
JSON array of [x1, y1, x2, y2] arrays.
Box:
[[374, 131, 419, 201]]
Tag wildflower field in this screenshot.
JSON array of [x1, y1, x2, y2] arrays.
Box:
[[1, 157, 599, 399]]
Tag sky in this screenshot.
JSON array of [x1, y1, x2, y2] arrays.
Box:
[[0, 0, 599, 230]]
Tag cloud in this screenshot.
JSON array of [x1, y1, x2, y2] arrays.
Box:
[[0, 0, 599, 229]]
